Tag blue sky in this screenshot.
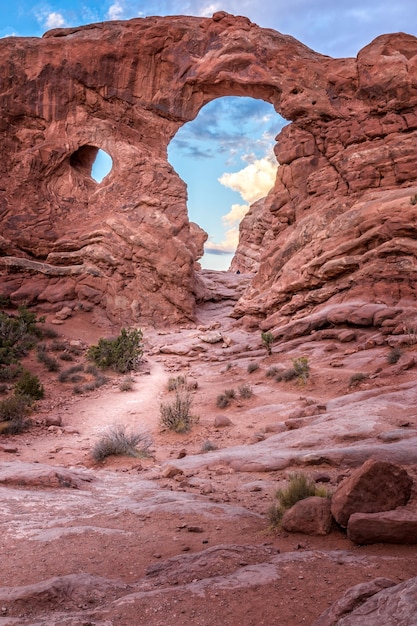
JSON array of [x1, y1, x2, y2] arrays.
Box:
[[2, 1, 417, 269]]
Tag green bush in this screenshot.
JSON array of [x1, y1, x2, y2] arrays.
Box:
[[160, 391, 196, 433], [14, 370, 44, 400], [292, 357, 310, 383], [0, 306, 44, 367], [268, 473, 328, 528], [92, 424, 152, 461], [0, 394, 31, 434], [87, 328, 143, 373], [261, 331, 274, 355]]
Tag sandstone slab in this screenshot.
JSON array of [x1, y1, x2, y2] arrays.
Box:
[[281, 496, 332, 536], [330, 459, 413, 528], [347, 508, 417, 544]]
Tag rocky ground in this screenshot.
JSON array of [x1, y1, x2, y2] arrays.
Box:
[[1, 271, 417, 625]]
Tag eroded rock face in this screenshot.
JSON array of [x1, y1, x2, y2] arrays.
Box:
[[1, 14, 417, 327]]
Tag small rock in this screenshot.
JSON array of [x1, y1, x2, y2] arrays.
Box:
[[214, 415, 233, 427], [162, 465, 184, 478]]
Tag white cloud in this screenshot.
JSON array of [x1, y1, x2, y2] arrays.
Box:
[[222, 203, 249, 228], [218, 156, 277, 204], [206, 203, 250, 254], [198, 3, 223, 17], [107, 1, 125, 20], [44, 11, 66, 29]]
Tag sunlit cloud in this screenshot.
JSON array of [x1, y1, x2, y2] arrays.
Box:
[[219, 155, 277, 204], [107, 1, 125, 20], [198, 3, 223, 17], [44, 11, 66, 29]]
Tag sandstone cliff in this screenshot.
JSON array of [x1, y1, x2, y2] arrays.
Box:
[[1, 12, 416, 330]]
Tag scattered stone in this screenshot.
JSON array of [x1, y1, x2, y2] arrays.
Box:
[[162, 465, 184, 479], [44, 415, 62, 427], [281, 496, 333, 536], [331, 459, 413, 528], [347, 508, 417, 544], [214, 415, 233, 427]]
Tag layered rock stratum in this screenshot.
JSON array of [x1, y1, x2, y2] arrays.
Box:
[[1, 12, 417, 333]]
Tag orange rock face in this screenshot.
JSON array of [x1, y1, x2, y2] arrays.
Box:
[[1, 13, 417, 328]]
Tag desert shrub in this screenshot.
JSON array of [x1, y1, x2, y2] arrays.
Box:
[[276, 368, 297, 382], [269, 473, 328, 528], [201, 440, 218, 452], [119, 376, 134, 392], [50, 340, 67, 352], [387, 346, 402, 364], [167, 375, 187, 392], [92, 424, 152, 461], [0, 306, 44, 367], [266, 366, 279, 378], [0, 394, 31, 434], [0, 364, 22, 382], [37, 349, 60, 372], [349, 372, 368, 388], [160, 391, 196, 433], [14, 370, 44, 400], [59, 352, 74, 362], [292, 357, 310, 383], [216, 393, 230, 408], [0, 384, 7, 394], [224, 388, 236, 399], [410, 194, 417, 206], [59, 364, 84, 383], [87, 328, 143, 373], [40, 326, 59, 339], [239, 383, 253, 399], [261, 331, 274, 355], [247, 362, 259, 374]]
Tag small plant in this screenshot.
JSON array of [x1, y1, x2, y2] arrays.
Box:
[[349, 372, 368, 388], [266, 366, 279, 378], [119, 376, 134, 392], [87, 328, 143, 373], [59, 364, 84, 383], [37, 349, 60, 372], [201, 440, 218, 452], [92, 424, 152, 462], [268, 473, 328, 528], [292, 357, 310, 384], [14, 370, 44, 400], [247, 362, 260, 374], [0, 394, 31, 434], [216, 388, 236, 408], [40, 326, 59, 339], [387, 346, 403, 364], [261, 331, 274, 355], [167, 375, 187, 392], [59, 352, 74, 362], [239, 383, 253, 399], [276, 368, 297, 382], [410, 194, 417, 206], [160, 391, 196, 433]]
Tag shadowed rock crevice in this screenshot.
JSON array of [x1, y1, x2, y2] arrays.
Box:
[[0, 13, 417, 328]]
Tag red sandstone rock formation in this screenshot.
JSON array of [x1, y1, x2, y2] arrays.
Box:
[[1, 12, 417, 328]]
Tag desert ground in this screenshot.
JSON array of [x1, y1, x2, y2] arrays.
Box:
[[1, 271, 417, 626]]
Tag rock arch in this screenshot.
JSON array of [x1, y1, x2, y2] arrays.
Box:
[[1, 12, 417, 328]]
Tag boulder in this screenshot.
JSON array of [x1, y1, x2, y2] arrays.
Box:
[[330, 459, 413, 528], [347, 508, 417, 544], [281, 496, 332, 536]]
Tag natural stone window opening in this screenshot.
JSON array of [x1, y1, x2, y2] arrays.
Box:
[[70, 145, 113, 183], [168, 96, 283, 272]]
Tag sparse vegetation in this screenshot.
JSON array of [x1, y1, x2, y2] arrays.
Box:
[[59, 364, 85, 383], [87, 328, 143, 373], [119, 376, 134, 392], [349, 372, 368, 388], [167, 375, 187, 391], [410, 193, 417, 206], [92, 424, 152, 462], [261, 331, 274, 355], [268, 472, 329, 529], [0, 394, 32, 434], [387, 346, 403, 364], [160, 391, 197, 433], [0, 306, 44, 369], [239, 383, 253, 399], [37, 348, 60, 372], [276, 357, 310, 384], [201, 440, 218, 452], [247, 362, 259, 374], [14, 370, 44, 400], [266, 366, 279, 378]]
